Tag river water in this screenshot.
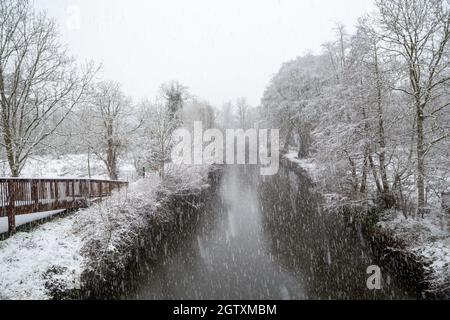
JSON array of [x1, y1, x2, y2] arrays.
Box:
[[133, 165, 412, 300]]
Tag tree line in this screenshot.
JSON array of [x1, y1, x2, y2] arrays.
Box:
[[0, 0, 219, 181], [261, 0, 450, 217]]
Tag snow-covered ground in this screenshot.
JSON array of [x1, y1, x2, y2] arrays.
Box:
[[284, 151, 450, 297], [0, 153, 138, 236], [284, 152, 345, 203], [0, 178, 156, 300], [379, 210, 450, 295], [0, 212, 84, 300], [0, 210, 66, 234], [284, 152, 320, 181], [0, 154, 137, 181], [0, 165, 211, 300]]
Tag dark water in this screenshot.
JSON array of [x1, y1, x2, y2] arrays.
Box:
[[133, 166, 412, 300]]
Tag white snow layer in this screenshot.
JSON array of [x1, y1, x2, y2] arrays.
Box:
[[0, 210, 66, 235], [379, 210, 450, 293], [0, 165, 210, 300], [285, 152, 450, 295], [284, 152, 320, 181], [0, 214, 83, 300]]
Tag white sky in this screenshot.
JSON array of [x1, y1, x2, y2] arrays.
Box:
[[34, 0, 374, 107]]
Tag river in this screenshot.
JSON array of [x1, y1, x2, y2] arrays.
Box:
[[132, 165, 413, 300]]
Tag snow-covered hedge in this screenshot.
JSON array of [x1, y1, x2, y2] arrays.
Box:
[[0, 165, 217, 300], [378, 210, 450, 298]]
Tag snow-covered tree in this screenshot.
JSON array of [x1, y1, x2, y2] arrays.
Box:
[[160, 81, 188, 120], [135, 101, 178, 180], [0, 0, 96, 176], [375, 0, 450, 213], [260, 6, 450, 215], [81, 81, 140, 180]]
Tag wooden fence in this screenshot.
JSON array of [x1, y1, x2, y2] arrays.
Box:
[[0, 178, 129, 234]]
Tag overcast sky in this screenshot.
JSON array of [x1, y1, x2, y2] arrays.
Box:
[[35, 0, 374, 107]]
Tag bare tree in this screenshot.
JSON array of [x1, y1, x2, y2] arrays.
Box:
[[0, 0, 96, 176], [235, 98, 250, 129], [84, 81, 138, 180], [376, 0, 450, 212], [146, 102, 178, 179], [350, 18, 395, 204]]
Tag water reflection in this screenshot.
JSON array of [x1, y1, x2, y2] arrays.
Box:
[[259, 165, 410, 299], [133, 165, 411, 300]]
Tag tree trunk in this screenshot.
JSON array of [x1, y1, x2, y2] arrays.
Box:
[[417, 103, 426, 212], [105, 120, 119, 180], [283, 125, 293, 154], [360, 154, 369, 195], [159, 162, 165, 180], [374, 46, 390, 194], [368, 154, 383, 194], [349, 157, 359, 197], [394, 174, 408, 219], [108, 162, 118, 180], [87, 147, 92, 179], [107, 149, 118, 181], [6, 147, 20, 177], [1, 104, 20, 177], [297, 125, 312, 159]]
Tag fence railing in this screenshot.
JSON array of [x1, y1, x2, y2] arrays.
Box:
[[0, 178, 129, 234]]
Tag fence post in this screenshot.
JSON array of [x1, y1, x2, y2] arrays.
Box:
[[32, 180, 38, 211], [72, 180, 76, 207], [54, 181, 59, 209], [1, 178, 128, 236], [7, 180, 16, 235], [65, 181, 69, 208]]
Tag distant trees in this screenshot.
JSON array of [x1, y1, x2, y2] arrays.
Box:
[[235, 98, 250, 129], [0, 0, 219, 183], [261, 0, 450, 216], [183, 98, 216, 130], [132, 82, 191, 180], [375, 0, 450, 213], [160, 81, 188, 120], [218, 102, 236, 129], [82, 81, 141, 181], [147, 103, 178, 179], [0, 0, 96, 176], [216, 98, 255, 130], [261, 54, 326, 157], [132, 100, 178, 180]]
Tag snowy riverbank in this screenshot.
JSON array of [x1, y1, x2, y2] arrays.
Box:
[[283, 151, 450, 299], [378, 211, 450, 297], [0, 165, 216, 300]]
